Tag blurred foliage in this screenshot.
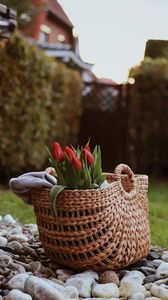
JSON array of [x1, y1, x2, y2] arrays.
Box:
[[48, 64, 83, 147], [0, 32, 83, 181], [145, 39, 168, 59], [0, 0, 37, 28], [128, 57, 168, 175]]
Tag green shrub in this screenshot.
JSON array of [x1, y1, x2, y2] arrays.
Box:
[[145, 39, 168, 59], [0, 32, 83, 180], [47, 63, 83, 147], [128, 57, 168, 175]]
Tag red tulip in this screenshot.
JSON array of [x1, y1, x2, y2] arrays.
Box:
[[84, 142, 91, 152], [64, 146, 82, 171], [72, 155, 82, 171], [52, 142, 65, 162], [82, 148, 94, 166], [64, 146, 75, 161]]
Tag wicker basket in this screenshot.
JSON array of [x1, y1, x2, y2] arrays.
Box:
[[31, 164, 150, 271]]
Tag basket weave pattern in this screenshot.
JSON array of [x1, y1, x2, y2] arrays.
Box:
[[31, 164, 150, 270]]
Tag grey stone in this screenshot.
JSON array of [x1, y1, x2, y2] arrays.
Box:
[[0, 253, 12, 267], [161, 252, 168, 262], [56, 268, 75, 282], [144, 275, 159, 284], [24, 224, 38, 235], [24, 275, 65, 300], [10, 262, 26, 273], [7, 273, 29, 291], [7, 241, 23, 250], [149, 251, 161, 260], [6, 289, 32, 300], [151, 260, 163, 268], [29, 261, 42, 272]]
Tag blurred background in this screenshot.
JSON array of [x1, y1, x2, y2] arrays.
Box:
[[0, 0, 168, 246]]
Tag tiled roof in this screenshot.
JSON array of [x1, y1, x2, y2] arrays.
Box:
[[97, 78, 118, 86], [44, 0, 73, 28]]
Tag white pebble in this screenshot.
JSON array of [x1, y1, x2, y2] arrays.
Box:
[[0, 236, 8, 247], [8, 234, 28, 243], [92, 283, 119, 298], [119, 282, 146, 299], [156, 262, 168, 278], [121, 270, 145, 285], [131, 292, 145, 300], [3, 214, 16, 224], [10, 226, 23, 234], [145, 298, 162, 300], [65, 271, 98, 298], [6, 289, 32, 300], [151, 283, 168, 299], [7, 273, 29, 291], [25, 275, 65, 300]]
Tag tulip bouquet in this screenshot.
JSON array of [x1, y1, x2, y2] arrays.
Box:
[[46, 141, 106, 215]]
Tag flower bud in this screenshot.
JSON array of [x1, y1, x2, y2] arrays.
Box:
[[64, 146, 82, 171], [72, 156, 82, 171], [84, 143, 91, 152], [52, 142, 65, 162], [82, 148, 94, 166], [64, 146, 75, 161]]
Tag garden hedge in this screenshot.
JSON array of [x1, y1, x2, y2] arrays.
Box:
[[145, 39, 168, 59], [0, 32, 83, 181], [127, 57, 168, 175]]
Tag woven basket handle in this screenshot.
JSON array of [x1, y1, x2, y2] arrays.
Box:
[[114, 164, 137, 200]]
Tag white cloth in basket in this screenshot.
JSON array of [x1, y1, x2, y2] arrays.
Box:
[[9, 172, 57, 205]]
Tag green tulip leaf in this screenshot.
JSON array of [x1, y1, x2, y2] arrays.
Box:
[[50, 185, 66, 217], [93, 146, 102, 180], [94, 174, 106, 186]]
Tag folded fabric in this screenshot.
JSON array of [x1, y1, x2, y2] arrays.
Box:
[[9, 171, 57, 205]]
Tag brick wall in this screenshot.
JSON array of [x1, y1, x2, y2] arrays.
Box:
[[23, 11, 73, 46], [23, 11, 47, 40], [44, 16, 72, 44]]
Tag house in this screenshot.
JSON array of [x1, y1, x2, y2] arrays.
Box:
[[22, 0, 119, 110], [0, 3, 17, 38], [22, 0, 92, 73]]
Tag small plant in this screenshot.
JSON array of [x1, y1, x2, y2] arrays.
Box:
[[46, 141, 106, 215]]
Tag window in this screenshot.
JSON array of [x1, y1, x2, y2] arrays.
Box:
[[57, 34, 65, 43], [39, 24, 51, 43]]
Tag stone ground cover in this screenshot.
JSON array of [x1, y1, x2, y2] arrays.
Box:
[[0, 181, 168, 247], [0, 214, 168, 299]]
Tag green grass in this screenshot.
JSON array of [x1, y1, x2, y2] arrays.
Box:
[[0, 187, 35, 224], [148, 181, 168, 248], [0, 182, 168, 247]]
